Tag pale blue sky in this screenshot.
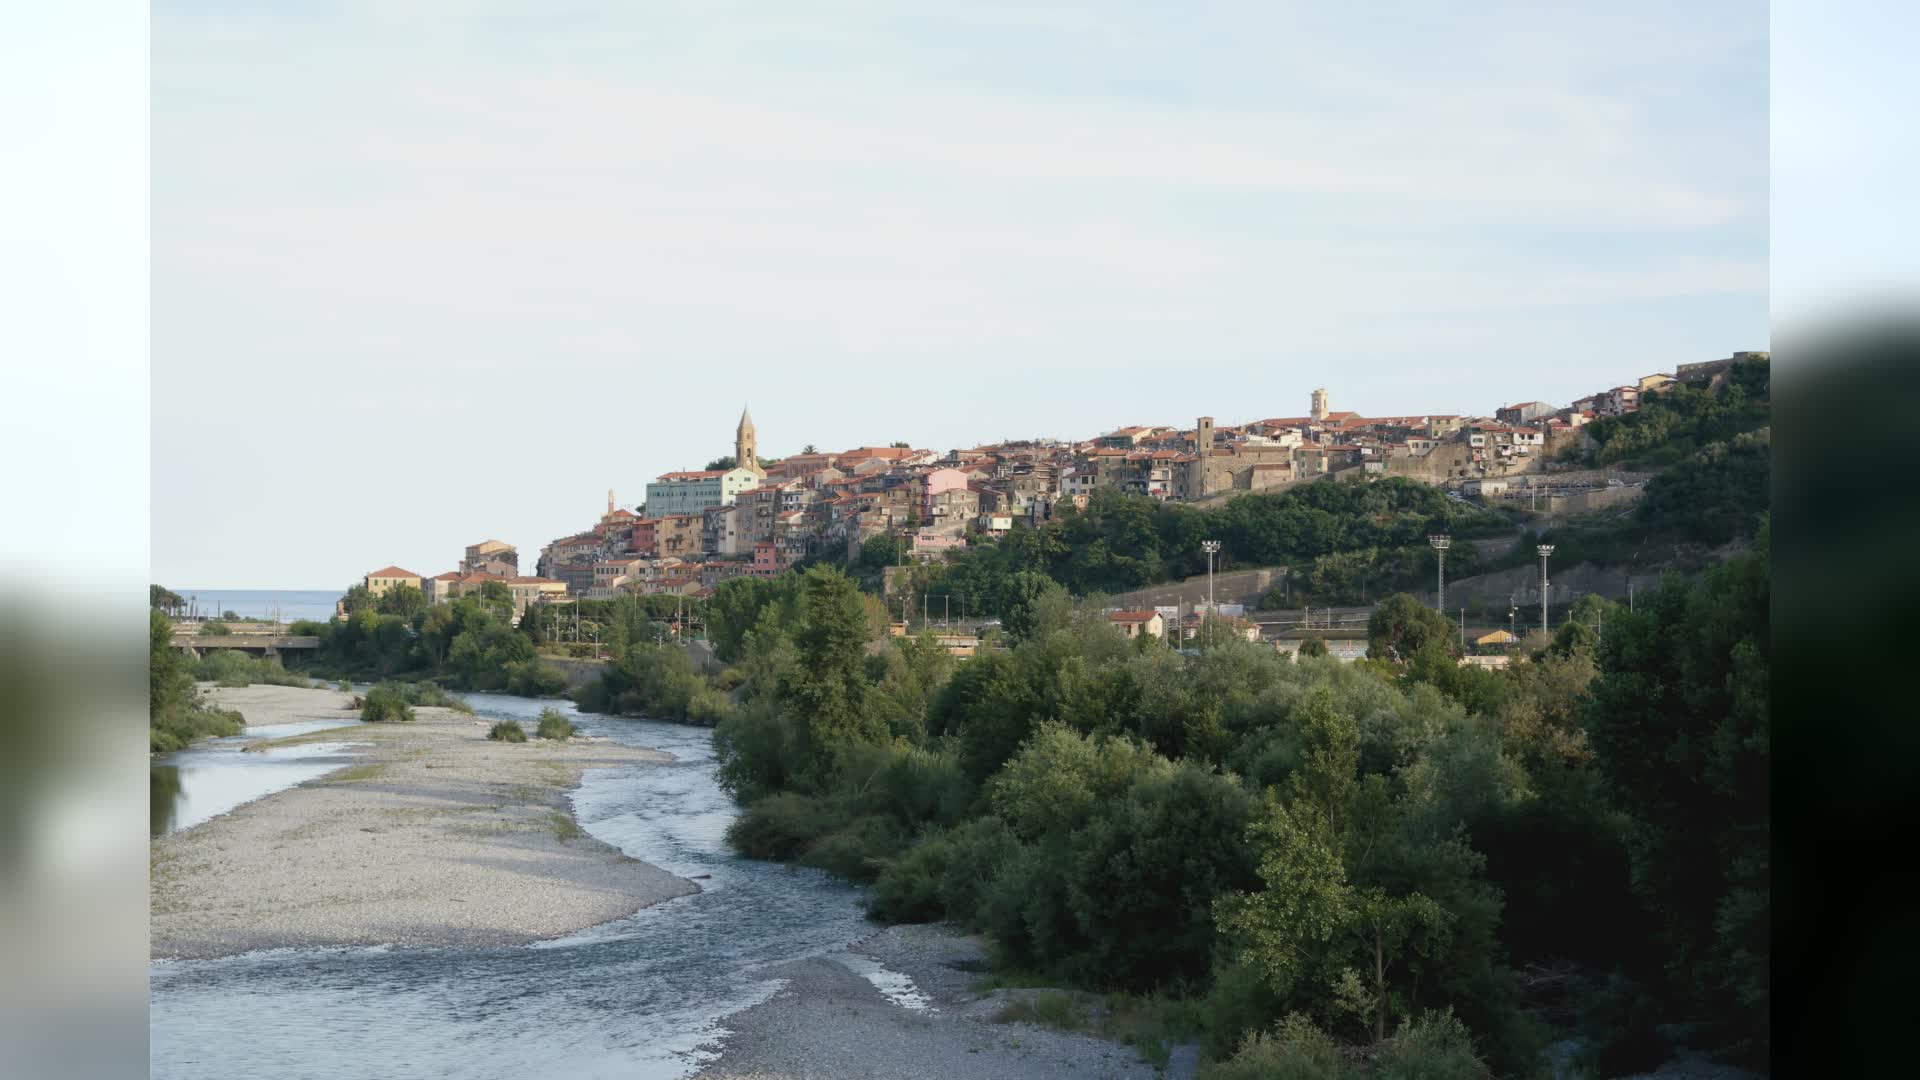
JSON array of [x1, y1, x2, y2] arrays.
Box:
[[151, 1, 1767, 588]]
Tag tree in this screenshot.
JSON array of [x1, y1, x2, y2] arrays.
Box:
[[1585, 553, 1769, 1061], [706, 455, 737, 470], [858, 533, 903, 571], [150, 585, 184, 613], [802, 443, 818, 454], [780, 567, 883, 774], [1367, 593, 1453, 663], [376, 583, 426, 618], [999, 570, 1066, 642], [340, 583, 375, 615], [1218, 793, 1353, 995], [476, 580, 515, 622], [1297, 635, 1329, 658]]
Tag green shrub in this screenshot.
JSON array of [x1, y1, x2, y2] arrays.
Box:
[[488, 720, 527, 743], [506, 660, 568, 697], [199, 621, 233, 637], [194, 650, 313, 688], [713, 699, 799, 802], [150, 705, 244, 752], [996, 990, 1087, 1030], [837, 742, 975, 832], [1373, 1010, 1490, 1080], [360, 683, 416, 723], [715, 666, 747, 692], [536, 708, 576, 741], [726, 792, 838, 861], [398, 681, 473, 714], [866, 832, 954, 922], [1200, 1014, 1353, 1080], [798, 813, 909, 882], [336, 679, 353, 692], [867, 815, 1024, 925]]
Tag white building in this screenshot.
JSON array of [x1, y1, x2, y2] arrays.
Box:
[[643, 467, 760, 517]]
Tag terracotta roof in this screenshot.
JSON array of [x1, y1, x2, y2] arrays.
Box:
[[432, 571, 461, 581], [367, 566, 422, 579], [656, 470, 725, 480]]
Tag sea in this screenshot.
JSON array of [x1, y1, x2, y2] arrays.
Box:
[[172, 589, 341, 624]]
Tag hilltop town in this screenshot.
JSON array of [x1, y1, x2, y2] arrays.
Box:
[[355, 350, 1765, 612]]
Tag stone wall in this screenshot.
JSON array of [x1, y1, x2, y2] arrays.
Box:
[[1106, 567, 1279, 611]]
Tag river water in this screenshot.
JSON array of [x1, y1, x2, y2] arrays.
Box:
[[149, 694, 880, 1079]]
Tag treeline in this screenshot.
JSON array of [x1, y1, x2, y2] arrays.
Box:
[[149, 611, 244, 751], [882, 480, 1510, 615], [287, 583, 554, 693], [691, 556, 1767, 1076], [284, 576, 706, 691]]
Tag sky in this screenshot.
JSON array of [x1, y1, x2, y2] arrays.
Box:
[[151, 0, 1768, 589]]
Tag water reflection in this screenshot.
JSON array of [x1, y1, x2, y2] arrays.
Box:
[[150, 731, 364, 837], [151, 764, 184, 836]]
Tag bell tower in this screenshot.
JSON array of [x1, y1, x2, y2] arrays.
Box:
[[735, 406, 760, 475]]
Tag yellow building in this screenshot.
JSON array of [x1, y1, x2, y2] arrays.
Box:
[[364, 565, 423, 597]]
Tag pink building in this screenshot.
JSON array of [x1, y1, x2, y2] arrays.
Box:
[[920, 467, 971, 520], [751, 541, 782, 577]]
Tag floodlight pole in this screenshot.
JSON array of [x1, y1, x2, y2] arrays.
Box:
[[1202, 540, 1221, 648], [1537, 544, 1555, 635], [1428, 535, 1451, 613]]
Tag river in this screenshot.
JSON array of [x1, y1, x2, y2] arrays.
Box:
[[149, 694, 880, 1079]]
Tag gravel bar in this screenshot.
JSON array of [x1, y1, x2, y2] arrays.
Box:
[[150, 684, 696, 960], [695, 923, 1198, 1080]]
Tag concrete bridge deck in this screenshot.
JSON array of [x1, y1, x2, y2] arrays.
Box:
[[170, 629, 320, 657]]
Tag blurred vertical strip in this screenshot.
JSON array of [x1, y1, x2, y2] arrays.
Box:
[[1774, 0, 1920, 1072], [0, 1, 151, 1077]]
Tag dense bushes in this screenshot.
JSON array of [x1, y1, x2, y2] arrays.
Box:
[[193, 650, 316, 688], [359, 683, 415, 722], [149, 611, 244, 751], [709, 550, 1770, 1076], [488, 720, 527, 743], [575, 644, 731, 723], [505, 660, 568, 697]]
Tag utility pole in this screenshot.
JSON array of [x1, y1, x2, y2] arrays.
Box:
[[1201, 540, 1221, 649], [1459, 607, 1465, 652], [1428, 534, 1451, 614], [1537, 544, 1555, 636]]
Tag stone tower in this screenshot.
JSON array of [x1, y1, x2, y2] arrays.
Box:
[[1310, 388, 1329, 422], [1189, 416, 1215, 499], [735, 406, 760, 475]]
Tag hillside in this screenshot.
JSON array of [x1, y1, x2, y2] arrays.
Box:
[[1512, 362, 1770, 572]]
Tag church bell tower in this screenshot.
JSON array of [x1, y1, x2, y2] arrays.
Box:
[[735, 406, 761, 475]]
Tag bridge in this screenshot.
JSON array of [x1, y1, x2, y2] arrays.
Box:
[[171, 623, 320, 659]]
